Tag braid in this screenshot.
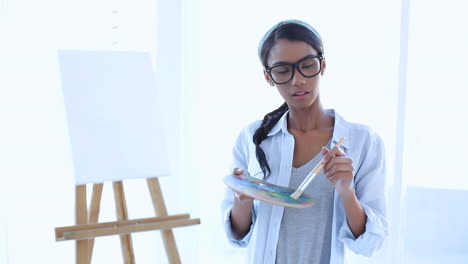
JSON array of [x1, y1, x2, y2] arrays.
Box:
[[253, 102, 289, 178]]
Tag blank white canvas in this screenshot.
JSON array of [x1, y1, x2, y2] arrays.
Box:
[[58, 50, 170, 185]]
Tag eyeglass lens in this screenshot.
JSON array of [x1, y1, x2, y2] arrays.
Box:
[[270, 57, 321, 84]]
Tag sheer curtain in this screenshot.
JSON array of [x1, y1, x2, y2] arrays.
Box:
[[402, 0, 468, 263]]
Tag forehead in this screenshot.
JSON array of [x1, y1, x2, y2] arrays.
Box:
[[267, 39, 318, 65]]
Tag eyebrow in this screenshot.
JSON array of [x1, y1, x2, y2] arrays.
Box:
[[270, 54, 319, 67]]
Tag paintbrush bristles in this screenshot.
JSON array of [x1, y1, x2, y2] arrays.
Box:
[[290, 188, 303, 200]]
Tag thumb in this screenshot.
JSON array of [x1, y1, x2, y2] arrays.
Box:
[[233, 168, 245, 176], [321, 147, 329, 156], [321, 147, 331, 163]]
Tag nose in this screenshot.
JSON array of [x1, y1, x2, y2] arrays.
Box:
[[291, 66, 306, 85]]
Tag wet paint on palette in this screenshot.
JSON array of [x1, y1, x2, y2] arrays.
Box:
[[224, 174, 314, 208]]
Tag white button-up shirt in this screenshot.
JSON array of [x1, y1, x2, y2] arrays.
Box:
[[221, 110, 388, 263]]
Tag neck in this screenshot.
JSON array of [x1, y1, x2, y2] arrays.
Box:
[[287, 103, 332, 132]]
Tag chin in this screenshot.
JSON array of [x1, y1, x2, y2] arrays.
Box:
[[288, 102, 315, 111]]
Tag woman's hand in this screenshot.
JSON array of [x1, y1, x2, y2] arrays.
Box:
[[321, 145, 367, 238], [230, 168, 254, 240], [321, 146, 355, 197], [232, 168, 254, 203]]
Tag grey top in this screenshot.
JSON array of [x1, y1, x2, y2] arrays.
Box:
[[276, 142, 334, 264]]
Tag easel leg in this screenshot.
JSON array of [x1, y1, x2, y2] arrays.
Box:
[[113, 181, 135, 264], [88, 183, 103, 263], [76, 185, 90, 264], [147, 178, 181, 264]]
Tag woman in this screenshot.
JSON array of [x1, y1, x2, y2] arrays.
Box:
[[221, 20, 388, 264]]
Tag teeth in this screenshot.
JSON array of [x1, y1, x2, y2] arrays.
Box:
[[295, 92, 306, 95]]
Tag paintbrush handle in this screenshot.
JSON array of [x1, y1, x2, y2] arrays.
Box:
[[296, 164, 324, 192], [290, 137, 346, 199]]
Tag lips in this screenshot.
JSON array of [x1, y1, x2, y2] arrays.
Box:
[[293, 91, 309, 96]]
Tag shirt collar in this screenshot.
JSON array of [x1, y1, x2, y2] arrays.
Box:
[[330, 109, 350, 150], [266, 109, 350, 150], [267, 110, 289, 137]]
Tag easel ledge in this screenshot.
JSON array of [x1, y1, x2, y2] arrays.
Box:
[[55, 177, 200, 264], [56, 214, 200, 241]]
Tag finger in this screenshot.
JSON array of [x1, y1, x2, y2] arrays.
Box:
[[233, 168, 244, 176], [325, 156, 353, 171], [333, 146, 346, 156], [326, 163, 354, 177], [330, 172, 353, 185], [321, 147, 333, 164], [327, 172, 351, 185], [327, 143, 345, 158], [327, 175, 336, 184], [333, 171, 353, 179], [321, 144, 344, 164], [321, 147, 329, 156]]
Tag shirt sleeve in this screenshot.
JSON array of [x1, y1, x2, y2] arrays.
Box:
[[220, 127, 258, 247], [339, 130, 389, 256]]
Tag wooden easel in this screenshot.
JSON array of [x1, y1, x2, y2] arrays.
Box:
[[55, 178, 200, 264]]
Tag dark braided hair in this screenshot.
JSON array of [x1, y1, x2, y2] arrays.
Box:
[[253, 102, 289, 177], [254, 20, 324, 178]]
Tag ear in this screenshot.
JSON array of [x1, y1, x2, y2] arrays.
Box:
[[264, 69, 275, 86], [321, 58, 327, 76]]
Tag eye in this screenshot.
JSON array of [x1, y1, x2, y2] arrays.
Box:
[[300, 59, 317, 69], [272, 65, 290, 75]]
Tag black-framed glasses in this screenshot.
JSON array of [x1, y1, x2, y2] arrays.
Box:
[[265, 54, 323, 84]]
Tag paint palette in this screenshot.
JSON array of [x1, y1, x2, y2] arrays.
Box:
[[224, 174, 314, 208]]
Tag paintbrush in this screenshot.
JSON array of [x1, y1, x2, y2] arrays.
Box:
[[290, 137, 346, 200]]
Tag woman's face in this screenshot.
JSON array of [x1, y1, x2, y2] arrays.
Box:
[[265, 39, 326, 110]]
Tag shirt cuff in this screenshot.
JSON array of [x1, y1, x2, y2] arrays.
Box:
[[339, 203, 388, 256], [223, 205, 255, 248]]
